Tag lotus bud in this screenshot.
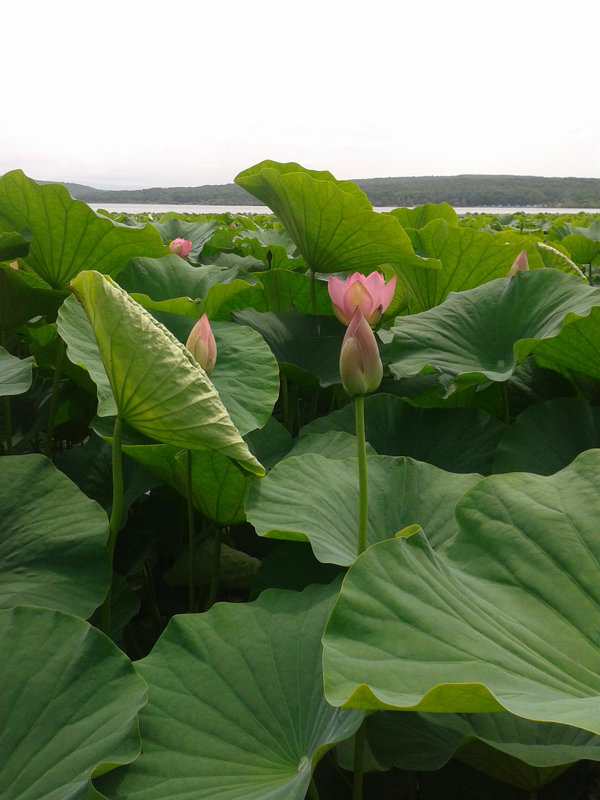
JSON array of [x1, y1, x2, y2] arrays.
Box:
[[170, 237, 193, 258], [186, 314, 217, 375], [339, 307, 383, 396], [328, 271, 396, 327], [507, 249, 529, 277]]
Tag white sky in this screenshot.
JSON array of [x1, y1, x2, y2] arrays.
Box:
[[4, 0, 600, 188]]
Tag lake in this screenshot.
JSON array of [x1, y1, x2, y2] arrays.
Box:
[[88, 203, 600, 216]]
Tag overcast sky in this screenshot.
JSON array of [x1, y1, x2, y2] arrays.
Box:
[[4, 0, 599, 188]]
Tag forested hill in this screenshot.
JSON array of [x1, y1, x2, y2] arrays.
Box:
[[38, 174, 600, 208]]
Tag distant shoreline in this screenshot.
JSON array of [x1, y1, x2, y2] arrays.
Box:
[[39, 174, 600, 209]]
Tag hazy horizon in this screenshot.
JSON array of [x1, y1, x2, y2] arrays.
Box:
[[4, 0, 599, 188]]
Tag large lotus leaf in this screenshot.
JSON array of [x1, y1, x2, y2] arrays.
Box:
[[0, 606, 147, 800], [94, 423, 255, 526], [58, 294, 117, 416], [337, 711, 600, 790], [395, 220, 525, 311], [232, 308, 345, 387], [533, 304, 600, 380], [69, 271, 263, 475], [235, 161, 438, 275], [302, 393, 505, 474], [234, 227, 305, 271], [322, 449, 600, 733], [0, 263, 68, 330], [389, 270, 600, 394], [0, 347, 34, 396], [117, 256, 255, 304], [389, 202, 459, 229], [494, 398, 600, 475], [246, 453, 480, 565], [236, 159, 373, 210], [150, 218, 218, 258], [0, 454, 110, 615], [250, 269, 333, 314], [96, 583, 363, 800], [561, 233, 600, 265], [0, 170, 166, 289], [0, 230, 29, 261]]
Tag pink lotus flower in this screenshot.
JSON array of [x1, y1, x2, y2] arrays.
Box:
[[185, 314, 217, 375], [339, 307, 383, 396], [170, 238, 193, 259], [507, 249, 529, 277], [328, 271, 396, 327]]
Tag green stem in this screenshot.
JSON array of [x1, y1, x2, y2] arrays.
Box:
[[351, 720, 366, 800], [143, 561, 162, 636], [309, 268, 317, 315], [280, 374, 289, 430], [307, 777, 320, 800], [1, 332, 11, 454], [186, 449, 196, 612], [500, 381, 510, 424], [98, 414, 124, 637], [206, 528, 221, 611], [44, 336, 65, 458], [355, 395, 368, 556], [405, 770, 417, 800]]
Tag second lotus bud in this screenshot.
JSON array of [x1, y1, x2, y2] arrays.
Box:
[[186, 314, 217, 375], [339, 307, 383, 396], [170, 237, 193, 258]]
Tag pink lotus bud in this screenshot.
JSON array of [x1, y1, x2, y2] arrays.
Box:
[[328, 271, 396, 327], [339, 307, 383, 396], [185, 314, 217, 375], [169, 238, 193, 258], [507, 249, 529, 277]]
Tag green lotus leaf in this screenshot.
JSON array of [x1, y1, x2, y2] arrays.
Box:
[[0, 454, 110, 615], [533, 304, 600, 380], [96, 583, 363, 800], [99, 433, 254, 526], [561, 233, 600, 266], [232, 309, 345, 387], [235, 160, 438, 275], [0, 170, 166, 289], [389, 202, 459, 230], [0, 230, 29, 261], [150, 218, 218, 258], [69, 271, 263, 475], [337, 711, 600, 790], [288, 430, 377, 459], [302, 393, 505, 474], [246, 453, 480, 565], [389, 270, 600, 395], [322, 449, 600, 734], [396, 220, 526, 311], [0, 606, 147, 800], [494, 397, 600, 474], [0, 263, 68, 330], [0, 347, 34, 396]]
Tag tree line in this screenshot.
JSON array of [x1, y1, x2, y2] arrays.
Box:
[[40, 174, 600, 208]]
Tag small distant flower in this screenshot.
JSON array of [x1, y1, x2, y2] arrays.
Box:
[[9, 261, 18, 269], [170, 238, 193, 258], [186, 314, 217, 375], [339, 307, 383, 396], [328, 271, 396, 326], [507, 249, 529, 277]]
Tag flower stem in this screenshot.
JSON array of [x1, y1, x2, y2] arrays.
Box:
[[186, 449, 196, 612], [206, 527, 221, 611], [351, 719, 366, 800], [98, 414, 124, 637], [309, 268, 317, 315], [355, 394, 368, 556], [44, 335, 65, 458]]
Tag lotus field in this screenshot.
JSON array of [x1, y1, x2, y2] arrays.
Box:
[[3, 161, 600, 800]]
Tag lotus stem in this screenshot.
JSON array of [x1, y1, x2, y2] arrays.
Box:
[[307, 777, 320, 800], [309, 268, 317, 315], [355, 394, 368, 556], [98, 413, 124, 637], [351, 719, 366, 800], [44, 336, 65, 458], [206, 527, 221, 611], [500, 381, 510, 424], [186, 449, 196, 612]]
